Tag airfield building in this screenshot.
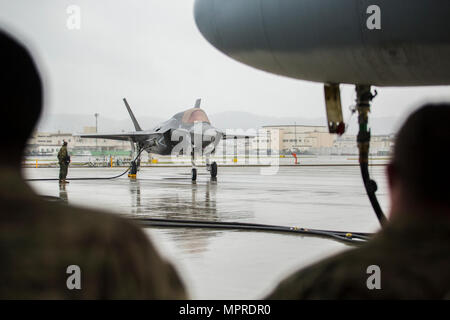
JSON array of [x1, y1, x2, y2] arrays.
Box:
[[330, 134, 394, 155], [251, 125, 335, 154], [26, 128, 130, 156]]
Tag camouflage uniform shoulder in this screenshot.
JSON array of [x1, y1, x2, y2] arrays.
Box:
[[265, 244, 370, 299], [0, 186, 187, 299], [41, 200, 188, 299], [266, 217, 450, 299]]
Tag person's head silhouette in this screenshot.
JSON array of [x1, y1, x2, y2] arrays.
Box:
[[0, 30, 42, 168], [388, 103, 450, 219]]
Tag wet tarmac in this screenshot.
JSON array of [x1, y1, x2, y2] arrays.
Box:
[[24, 162, 388, 299]]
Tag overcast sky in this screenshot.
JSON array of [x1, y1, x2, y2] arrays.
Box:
[[1, 0, 449, 125]]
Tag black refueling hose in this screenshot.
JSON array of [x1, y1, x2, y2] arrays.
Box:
[[133, 217, 372, 245], [356, 85, 387, 227], [25, 149, 145, 182]]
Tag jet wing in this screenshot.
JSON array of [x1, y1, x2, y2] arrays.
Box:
[[76, 131, 162, 143]]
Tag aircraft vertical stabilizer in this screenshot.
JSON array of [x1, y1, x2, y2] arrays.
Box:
[[123, 98, 143, 131]]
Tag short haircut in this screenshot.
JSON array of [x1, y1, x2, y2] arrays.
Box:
[[0, 30, 42, 160], [393, 104, 450, 206]]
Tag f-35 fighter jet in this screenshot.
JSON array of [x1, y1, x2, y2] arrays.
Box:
[[79, 98, 251, 181]]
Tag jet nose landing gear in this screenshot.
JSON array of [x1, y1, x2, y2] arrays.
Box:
[[128, 144, 143, 179], [128, 160, 138, 179]]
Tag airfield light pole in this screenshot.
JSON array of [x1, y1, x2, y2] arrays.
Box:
[[256, 130, 259, 161], [294, 121, 297, 151], [94, 113, 99, 149], [95, 113, 99, 132]]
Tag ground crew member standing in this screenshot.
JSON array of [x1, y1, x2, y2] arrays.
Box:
[[58, 141, 70, 184]]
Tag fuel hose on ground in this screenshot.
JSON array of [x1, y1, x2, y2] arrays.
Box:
[[133, 217, 373, 245]]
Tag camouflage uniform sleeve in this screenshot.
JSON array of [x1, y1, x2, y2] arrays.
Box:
[[265, 259, 338, 299], [265, 248, 373, 300], [99, 219, 188, 299]]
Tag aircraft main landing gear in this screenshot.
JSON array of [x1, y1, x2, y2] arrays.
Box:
[[206, 154, 218, 178], [191, 152, 218, 181], [208, 161, 217, 178]]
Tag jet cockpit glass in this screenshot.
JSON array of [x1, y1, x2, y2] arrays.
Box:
[[182, 109, 210, 124]]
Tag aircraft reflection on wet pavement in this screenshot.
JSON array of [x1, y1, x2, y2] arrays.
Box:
[[128, 177, 224, 254]]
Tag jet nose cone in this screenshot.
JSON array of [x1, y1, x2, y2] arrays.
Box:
[[194, 0, 223, 52]]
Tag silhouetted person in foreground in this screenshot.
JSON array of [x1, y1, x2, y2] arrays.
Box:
[[0, 30, 187, 299], [267, 104, 450, 299]]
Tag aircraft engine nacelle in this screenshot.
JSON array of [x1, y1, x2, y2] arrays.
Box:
[[194, 0, 450, 86]]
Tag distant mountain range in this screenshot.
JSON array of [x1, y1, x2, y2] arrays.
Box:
[[36, 111, 401, 135]]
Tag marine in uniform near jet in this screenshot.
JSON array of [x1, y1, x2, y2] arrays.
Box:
[[193, 0, 450, 225], [78, 98, 252, 181]]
